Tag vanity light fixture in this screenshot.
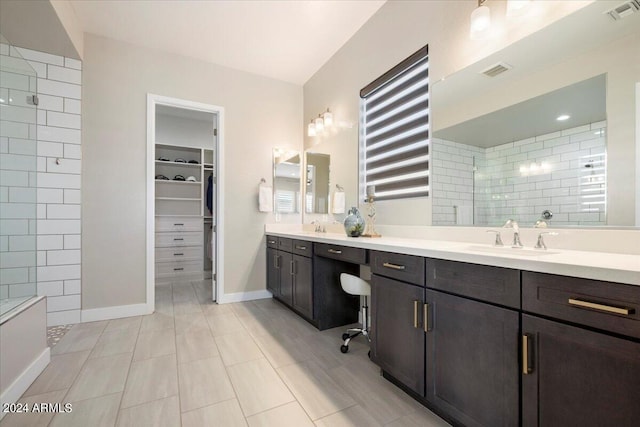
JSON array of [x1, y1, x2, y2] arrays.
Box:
[[470, 0, 491, 40], [314, 114, 325, 133], [322, 108, 333, 128], [307, 108, 337, 137], [307, 120, 317, 137], [556, 114, 571, 121]]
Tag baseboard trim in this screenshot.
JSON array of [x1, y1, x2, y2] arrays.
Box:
[[0, 347, 50, 419], [217, 290, 272, 304], [81, 302, 153, 323]]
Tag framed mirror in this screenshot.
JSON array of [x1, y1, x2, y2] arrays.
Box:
[[273, 148, 301, 214], [430, 2, 639, 228], [305, 152, 331, 214]]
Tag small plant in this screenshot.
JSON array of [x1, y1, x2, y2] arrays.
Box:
[[348, 222, 364, 237]]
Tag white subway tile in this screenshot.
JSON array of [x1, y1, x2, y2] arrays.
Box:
[[0, 136, 7, 153], [37, 188, 64, 203], [37, 109, 46, 125], [8, 235, 35, 251], [0, 285, 7, 300], [37, 172, 81, 189], [47, 204, 81, 219], [46, 111, 81, 129], [64, 279, 81, 295], [552, 144, 579, 155], [0, 153, 37, 171], [38, 280, 64, 297], [0, 44, 8, 55], [36, 219, 81, 234], [0, 267, 28, 285], [9, 283, 36, 298], [1, 104, 36, 124], [63, 189, 81, 204], [561, 124, 590, 136], [590, 120, 607, 129], [64, 98, 81, 114], [0, 250, 35, 268], [37, 125, 81, 144], [14, 47, 64, 65], [36, 264, 81, 281], [38, 140, 64, 157], [47, 294, 81, 312], [64, 234, 81, 249], [64, 58, 82, 70], [29, 218, 36, 234], [47, 309, 81, 326], [36, 94, 64, 111], [37, 156, 46, 173], [63, 143, 81, 159], [0, 202, 36, 219], [0, 219, 29, 236], [37, 78, 81, 99], [579, 139, 603, 150], [47, 65, 81, 85], [0, 70, 30, 91], [536, 131, 562, 141], [37, 235, 63, 250], [1, 170, 28, 187], [37, 250, 46, 266], [24, 60, 48, 78], [9, 187, 36, 203], [0, 120, 30, 139], [46, 157, 81, 174], [0, 236, 6, 251], [47, 249, 81, 266]]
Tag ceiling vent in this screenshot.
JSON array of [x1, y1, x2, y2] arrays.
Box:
[[480, 62, 512, 78], [606, 0, 640, 20]]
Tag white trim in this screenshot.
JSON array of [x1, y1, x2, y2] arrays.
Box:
[[217, 290, 272, 304], [636, 82, 640, 226], [146, 94, 225, 307], [81, 302, 152, 323], [0, 347, 50, 419]]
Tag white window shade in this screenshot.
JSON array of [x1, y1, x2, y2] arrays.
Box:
[[360, 46, 429, 201]]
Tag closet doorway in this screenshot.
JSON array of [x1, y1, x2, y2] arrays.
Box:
[[146, 94, 224, 308]]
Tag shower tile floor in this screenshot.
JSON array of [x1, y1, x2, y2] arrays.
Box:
[[0, 280, 449, 427], [47, 325, 74, 348]]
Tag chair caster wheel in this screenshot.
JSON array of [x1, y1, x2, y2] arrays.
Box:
[[340, 345, 349, 353], [342, 333, 350, 341]]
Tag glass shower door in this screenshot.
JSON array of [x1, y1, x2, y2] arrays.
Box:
[[0, 34, 38, 318]]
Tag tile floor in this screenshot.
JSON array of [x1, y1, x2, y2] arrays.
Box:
[[1, 280, 450, 427]]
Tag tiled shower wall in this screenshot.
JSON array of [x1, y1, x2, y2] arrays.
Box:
[[432, 122, 607, 227], [1, 44, 82, 325]]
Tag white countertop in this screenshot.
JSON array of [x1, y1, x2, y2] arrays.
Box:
[[265, 229, 640, 286]]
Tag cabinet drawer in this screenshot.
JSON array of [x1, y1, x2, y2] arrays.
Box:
[[156, 260, 203, 277], [371, 251, 425, 286], [156, 216, 202, 232], [156, 232, 203, 248], [155, 246, 202, 263], [266, 235, 278, 249], [314, 243, 367, 264], [292, 240, 312, 257], [522, 271, 640, 339], [426, 259, 520, 309], [277, 238, 293, 252]]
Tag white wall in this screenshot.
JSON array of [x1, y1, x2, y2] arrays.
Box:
[[82, 34, 302, 310], [303, 0, 592, 226]]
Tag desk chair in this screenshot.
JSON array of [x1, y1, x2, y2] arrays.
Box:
[[339, 273, 371, 354]]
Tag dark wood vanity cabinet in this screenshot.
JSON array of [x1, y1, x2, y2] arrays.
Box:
[[265, 236, 310, 319], [291, 254, 313, 319], [371, 274, 426, 396], [522, 272, 640, 427], [424, 289, 519, 427]]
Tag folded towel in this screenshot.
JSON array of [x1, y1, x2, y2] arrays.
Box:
[[259, 185, 273, 212], [332, 191, 345, 214], [455, 205, 473, 225]]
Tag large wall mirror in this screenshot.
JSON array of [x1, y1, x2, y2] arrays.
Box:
[[273, 148, 301, 214], [305, 152, 330, 214], [431, 1, 639, 228]]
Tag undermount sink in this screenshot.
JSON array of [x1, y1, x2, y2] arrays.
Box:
[[467, 245, 559, 257]]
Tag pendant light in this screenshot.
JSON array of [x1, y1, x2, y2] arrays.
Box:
[[470, 0, 491, 40], [322, 108, 333, 128], [307, 120, 317, 137]]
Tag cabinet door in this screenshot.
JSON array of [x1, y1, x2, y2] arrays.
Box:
[[279, 251, 293, 305], [522, 314, 640, 427], [425, 290, 519, 427], [266, 247, 279, 295], [292, 255, 313, 320], [371, 275, 425, 396]]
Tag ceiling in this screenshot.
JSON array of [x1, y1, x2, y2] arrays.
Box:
[[68, 0, 386, 85]]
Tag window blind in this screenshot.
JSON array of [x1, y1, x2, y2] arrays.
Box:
[[360, 45, 429, 201]]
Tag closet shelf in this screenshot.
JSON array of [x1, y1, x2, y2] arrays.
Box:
[[156, 197, 201, 201], [155, 214, 203, 218], [155, 180, 202, 185], [155, 160, 201, 168]]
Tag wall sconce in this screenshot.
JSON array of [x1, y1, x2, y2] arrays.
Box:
[[470, 0, 491, 40], [307, 108, 334, 137]]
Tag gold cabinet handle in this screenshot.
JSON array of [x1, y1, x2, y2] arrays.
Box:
[[522, 334, 532, 375], [268, 240, 276, 244], [413, 300, 419, 328], [328, 249, 342, 254], [295, 245, 307, 250], [383, 262, 406, 271], [568, 298, 633, 315], [423, 303, 429, 332]]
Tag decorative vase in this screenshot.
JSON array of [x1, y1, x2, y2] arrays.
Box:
[[344, 207, 365, 237]]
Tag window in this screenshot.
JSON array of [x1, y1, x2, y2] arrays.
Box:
[[360, 45, 429, 201]]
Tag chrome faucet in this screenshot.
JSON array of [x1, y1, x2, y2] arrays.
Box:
[[310, 220, 326, 233], [486, 230, 504, 246], [503, 219, 523, 248], [535, 231, 558, 250]]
